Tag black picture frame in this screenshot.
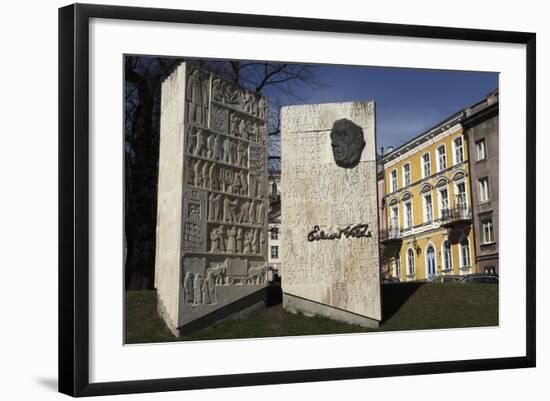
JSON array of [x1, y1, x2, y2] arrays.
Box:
[[58, 3, 536, 397]]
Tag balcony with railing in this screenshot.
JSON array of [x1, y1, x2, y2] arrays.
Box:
[[380, 225, 403, 244], [440, 204, 472, 227]]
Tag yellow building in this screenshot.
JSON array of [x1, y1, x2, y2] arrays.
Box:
[[381, 112, 476, 281]]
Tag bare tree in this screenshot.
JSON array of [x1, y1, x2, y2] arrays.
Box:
[[124, 57, 326, 289]]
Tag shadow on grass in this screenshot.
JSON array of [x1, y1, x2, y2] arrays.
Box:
[[381, 282, 425, 322]]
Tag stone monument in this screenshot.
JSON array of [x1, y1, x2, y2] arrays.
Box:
[[281, 101, 381, 327], [154, 63, 269, 336]]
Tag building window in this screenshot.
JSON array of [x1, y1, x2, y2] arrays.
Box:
[[404, 201, 413, 229], [439, 187, 449, 218], [407, 248, 415, 276], [422, 153, 431, 178], [460, 236, 471, 268], [455, 181, 467, 209], [403, 163, 411, 187], [271, 182, 278, 194], [454, 136, 464, 164], [393, 257, 401, 277], [437, 145, 447, 172], [390, 205, 399, 228], [478, 177, 490, 202], [423, 193, 433, 223], [476, 139, 487, 161], [390, 169, 398, 192], [482, 219, 495, 244], [271, 227, 279, 240], [443, 240, 452, 271], [270, 246, 279, 259], [485, 266, 496, 275]]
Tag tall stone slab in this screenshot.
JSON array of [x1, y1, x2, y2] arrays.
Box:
[[155, 63, 269, 336], [281, 102, 381, 327]]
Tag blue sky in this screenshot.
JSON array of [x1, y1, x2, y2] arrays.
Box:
[[265, 64, 498, 152]]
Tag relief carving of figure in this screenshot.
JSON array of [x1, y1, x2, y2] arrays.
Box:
[[226, 226, 237, 253], [208, 163, 218, 190], [183, 272, 194, 304], [229, 140, 237, 165], [258, 97, 267, 119], [193, 160, 202, 187], [241, 145, 248, 168], [252, 228, 259, 254], [237, 141, 247, 167], [201, 161, 210, 188], [224, 83, 241, 105], [202, 271, 216, 305], [206, 132, 216, 159], [236, 227, 243, 253], [230, 114, 240, 137], [243, 92, 254, 114], [239, 119, 248, 140], [217, 225, 226, 252], [231, 173, 241, 195], [256, 199, 265, 225], [223, 137, 232, 164], [214, 134, 224, 162], [208, 193, 222, 221], [239, 200, 250, 223], [186, 159, 195, 185], [247, 264, 267, 284], [212, 78, 225, 103], [249, 122, 259, 143], [186, 127, 197, 154], [207, 264, 226, 285], [260, 230, 266, 254], [242, 230, 253, 254], [248, 200, 256, 225], [194, 128, 207, 157], [330, 118, 366, 169], [223, 196, 239, 223], [210, 227, 220, 252], [239, 170, 248, 196], [187, 69, 208, 126], [193, 273, 203, 305]]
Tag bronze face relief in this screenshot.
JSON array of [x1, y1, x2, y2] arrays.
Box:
[[329, 118, 366, 168]]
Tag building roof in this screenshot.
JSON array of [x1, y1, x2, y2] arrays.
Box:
[[382, 89, 499, 164]]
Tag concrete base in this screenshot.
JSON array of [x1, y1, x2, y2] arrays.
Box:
[[283, 292, 380, 329]]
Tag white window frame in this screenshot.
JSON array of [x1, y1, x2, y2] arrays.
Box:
[[441, 240, 453, 271], [390, 169, 398, 192], [393, 256, 401, 278], [389, 203, 399, 228], [476, 138, 487, 161], [459, 236, 472, 268], [454, 179, 468, 209], [402, 163, 411, 187], [478, 177, 490, 202], [422, 191, 434, 223], [270, 245, 279, 259], [422, 153, 431, 178], [407, 248, 415, 276], [425, 243, 437, 278], [270, 226, 279, 240], [437, 145, 447, 172], [438, 185, 450, 218], [403, 200, 413, 229], [452, 135, 465, 165], [482, 219, 495, 244]]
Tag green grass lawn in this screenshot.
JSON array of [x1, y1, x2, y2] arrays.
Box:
[[125, 282, 498, 344]]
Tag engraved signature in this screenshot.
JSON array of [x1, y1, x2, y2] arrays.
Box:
[[307, 224, 372, 241]]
